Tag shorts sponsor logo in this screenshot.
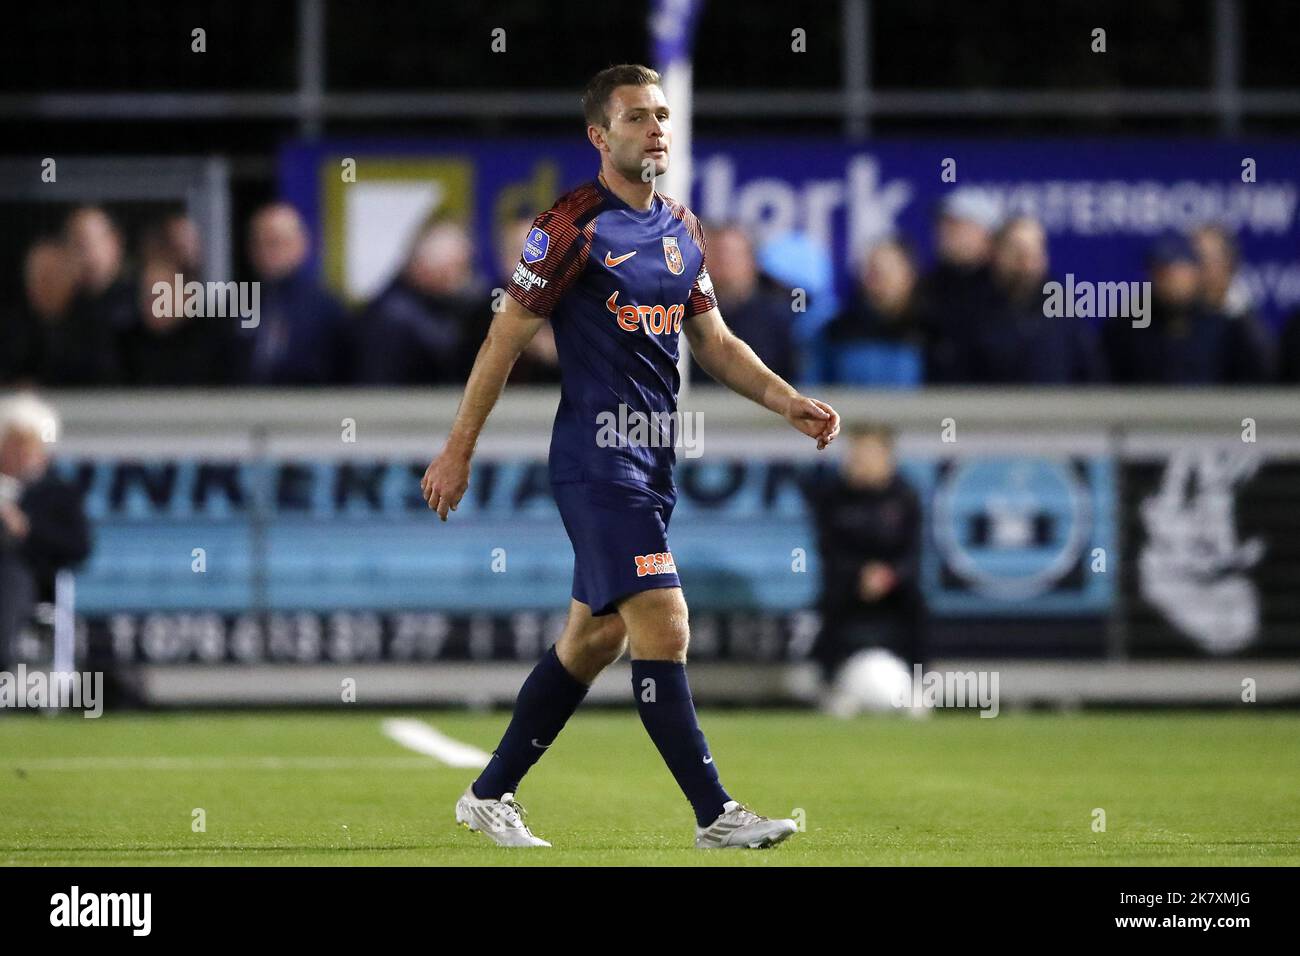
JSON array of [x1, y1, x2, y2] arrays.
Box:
[[634, 551, 677, 577]]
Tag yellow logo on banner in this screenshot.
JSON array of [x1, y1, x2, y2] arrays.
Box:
[[322, 158, 474, 304]]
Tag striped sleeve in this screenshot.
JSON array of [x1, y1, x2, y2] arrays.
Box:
[[686, 258, 718, 318], [505, 198, 597, 319], [677, 204, 718, 318]]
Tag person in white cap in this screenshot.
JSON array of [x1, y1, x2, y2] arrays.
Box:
[[916, 190, 1002, 383], [0, 393, 91, 667]]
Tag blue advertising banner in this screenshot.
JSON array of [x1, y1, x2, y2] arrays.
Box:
[[280, 138, 1300, 330], [60, 454, 1115, 621]]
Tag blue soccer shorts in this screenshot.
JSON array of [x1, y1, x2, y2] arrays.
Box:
[[551, 479, 681, 617]]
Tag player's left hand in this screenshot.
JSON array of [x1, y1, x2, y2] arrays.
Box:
[[783, 395, 841, 450], [421, 448, 471, 522]]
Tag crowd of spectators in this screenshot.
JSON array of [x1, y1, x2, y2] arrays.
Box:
[[3, 199, 1298, 389], [806, 195, 1287, 387]]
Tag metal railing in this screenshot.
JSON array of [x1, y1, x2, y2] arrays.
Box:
[[0, 0, 1292, 136]]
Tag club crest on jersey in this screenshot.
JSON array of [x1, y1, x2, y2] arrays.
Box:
[[523, 227, 550, 264], [662, 236, 684, 275]]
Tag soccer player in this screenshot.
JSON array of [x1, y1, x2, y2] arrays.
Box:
[[421, 64, 841, 848]]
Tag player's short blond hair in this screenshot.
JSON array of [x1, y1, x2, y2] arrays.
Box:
[[582, 64, 661, 130]]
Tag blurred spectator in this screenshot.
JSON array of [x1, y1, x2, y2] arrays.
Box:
[[244, 202, 347, 384], [1192, 224, 1252, 320], [142, 212, 203, 278], [1280, 309, 1300, 383], [65, 206, 134, 327], [969, 216, 1105, 384], [813, 238, 923, 386], [1193, 223, 1275, 377], [689, 224, 796, 385], [496, 215, 561, 384], [915, 191, 999, 382], [753, 229, 838, 373], [2, 240, 78, 386], [352, 219, 490, 384], [803, 422, 924, 686], [0, 394, 90, 669], [118, 258, 234, 386], [1103, 234, 1270, 384], [42, 207, 134, 385]]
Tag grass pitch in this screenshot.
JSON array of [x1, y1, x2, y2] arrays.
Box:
[[1, 709, 1297, 866]]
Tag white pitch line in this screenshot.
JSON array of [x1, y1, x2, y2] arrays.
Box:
[[3, 756, 437, 771], [381, 718, 490, 768]]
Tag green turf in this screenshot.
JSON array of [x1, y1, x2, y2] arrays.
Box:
[[1, 709, 1297, 865]]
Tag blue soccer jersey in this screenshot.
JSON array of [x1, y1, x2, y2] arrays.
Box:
[[506, 176, 717, 486]]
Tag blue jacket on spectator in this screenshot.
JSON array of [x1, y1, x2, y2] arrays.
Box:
[[691, 289, 796, 385], [812, 297, 924, 387], [1102, 303, 1271, 384], [351, 277, 490, 385], [243, 266, 348, 385], [1279, 310, 1300, 383], [915, 262, 996, 384], [968, 286, 1106, 384]]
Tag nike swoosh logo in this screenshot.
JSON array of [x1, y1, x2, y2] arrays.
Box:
[[703, 756, 713, 764], [531, 738, 550, 749], [604, 250, 637, 267]]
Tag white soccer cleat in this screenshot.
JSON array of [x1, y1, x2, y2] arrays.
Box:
[[695, 800, 798, 849], [455, 787, 551, 847]]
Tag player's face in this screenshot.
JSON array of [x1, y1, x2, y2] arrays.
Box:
[[600, 85, 671, 182]]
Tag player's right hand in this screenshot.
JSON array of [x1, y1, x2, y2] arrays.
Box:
[[421, 448, 471, 522], [783, 395, 841, 450]]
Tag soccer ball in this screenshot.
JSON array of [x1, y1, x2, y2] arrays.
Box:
[[824, 647, 927, 719]]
